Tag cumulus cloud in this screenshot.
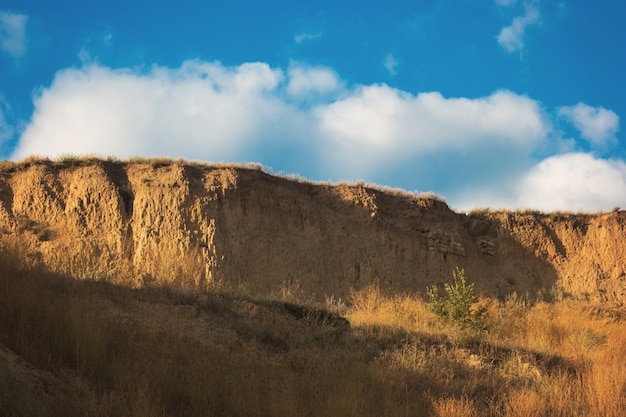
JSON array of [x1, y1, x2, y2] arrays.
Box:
[[0, 10, 28, 58], [515, 153, 626, 212], [497, 1, 541, 53], [14, 59, 626, 212], [316, 86, 549, 172], [286, 63, 341, 99], [453, 153, 626, 212], [14, 61, 313, 160], [558, 103, 620, 148], [16, 61, 550, 164]]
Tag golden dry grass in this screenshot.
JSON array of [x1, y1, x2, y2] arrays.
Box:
[[1, 237, 625, 416]]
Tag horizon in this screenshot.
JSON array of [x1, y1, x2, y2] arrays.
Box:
[[1, 0, 624, 212]]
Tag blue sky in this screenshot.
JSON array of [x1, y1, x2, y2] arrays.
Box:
[[1, 0, 625, 211]]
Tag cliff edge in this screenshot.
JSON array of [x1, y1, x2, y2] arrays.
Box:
[[1, 158, 624, 303]]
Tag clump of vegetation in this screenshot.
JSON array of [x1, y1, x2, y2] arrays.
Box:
[[1, 239, 625, 417], [427, 267, 489, 334], [53, 153, 105, 168], [0, 160, 16, 173]]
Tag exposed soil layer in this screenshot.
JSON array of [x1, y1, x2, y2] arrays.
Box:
[[1, 160, 624, 303]]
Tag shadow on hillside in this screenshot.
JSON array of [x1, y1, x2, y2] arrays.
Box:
[[0, 238, 582, 417], [463, 213, 562, 302]]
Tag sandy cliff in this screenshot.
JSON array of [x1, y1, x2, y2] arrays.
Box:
[[0, 159, 624, 303]]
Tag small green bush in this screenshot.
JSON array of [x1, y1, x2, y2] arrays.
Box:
[[427, 267, 489, 334]]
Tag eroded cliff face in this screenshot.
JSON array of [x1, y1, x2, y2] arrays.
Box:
[[0, 160, 624, 303]]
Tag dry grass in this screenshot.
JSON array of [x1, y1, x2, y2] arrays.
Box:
[[0, 160, 16, 172], [431, 396, 480, 417], [0, 243, 425, 416], [1, 237, 625, 416], [347, 284, 626, 416], [466, 206, 604, 220]]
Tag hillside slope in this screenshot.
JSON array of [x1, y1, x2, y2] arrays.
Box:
[[0, 158, 624, 303]]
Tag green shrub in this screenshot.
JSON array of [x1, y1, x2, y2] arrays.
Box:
[[427, 267, 489, 334]]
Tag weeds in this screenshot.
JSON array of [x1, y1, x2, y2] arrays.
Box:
[[0, 160, 16, 173], [427, 267, 489, 335], [1, 242, 625, 416], [324, 294, 349, 316]]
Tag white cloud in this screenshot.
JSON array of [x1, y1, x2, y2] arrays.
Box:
[[17, 61, 550, 166], [14, 61, 312, 160], [0, 11, 28, 58], [294, 32, 321, 44], [558, 103, 620, 147], [286, 63, 341, 99], [316, 86, 550, 173], [453, 153, 626, 212], [14, 59, 626, 212], [515, 153, 626, 212], [383, 54, 398, 76], [497, 1, 541, 53]]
